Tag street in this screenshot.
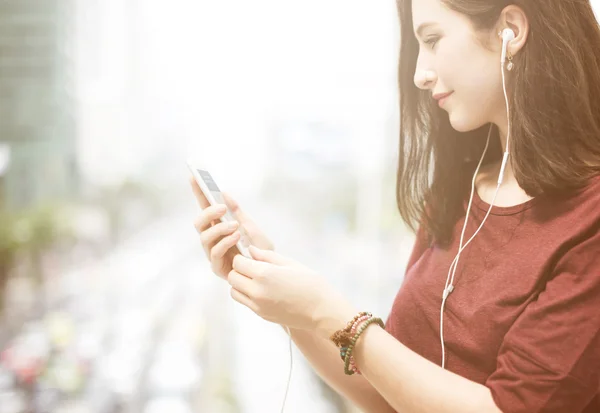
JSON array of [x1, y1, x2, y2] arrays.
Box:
[[0, 203, 343, 413]]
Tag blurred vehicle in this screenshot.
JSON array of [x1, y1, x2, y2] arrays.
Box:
[[1, 322, 50, 386]]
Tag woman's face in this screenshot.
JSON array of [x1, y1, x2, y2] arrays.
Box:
[[412, 0, 505, 132]]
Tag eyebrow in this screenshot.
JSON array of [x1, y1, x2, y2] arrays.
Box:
[[415, 22, 438, 38]]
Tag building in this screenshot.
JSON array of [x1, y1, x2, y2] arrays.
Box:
[[0, 0, 78, 210]]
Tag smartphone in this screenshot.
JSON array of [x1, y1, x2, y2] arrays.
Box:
[[187, 160, 251, 258]]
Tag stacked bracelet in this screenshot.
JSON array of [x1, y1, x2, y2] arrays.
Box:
[[344, 317, 385, 376], [347, 314, 371, 374], [330, 311, 371, 348], [330, 311, 384, 376], [343, 316, 384, 375]]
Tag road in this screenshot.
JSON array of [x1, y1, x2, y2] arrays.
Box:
[[1, 195, 411, 413], [51, 204, 337, 413]]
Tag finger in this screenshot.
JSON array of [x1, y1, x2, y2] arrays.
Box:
[[227, 270, 255, 297], [249, 245, 300, 267], [222, 192, 254, 225], [222, 192, 274, 250], [194, 205, 228, 233], [210, 231, 241, 262], [189, 175, 210, 209], [230, 287, 258, 313], [232, 253, 270, 279], [200, 220, 239, 249]]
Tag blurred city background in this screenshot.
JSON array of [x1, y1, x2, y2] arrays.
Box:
[[2, 1, 599, 413]]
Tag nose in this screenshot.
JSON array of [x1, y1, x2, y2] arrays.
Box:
[[414, 69, 437, 90]]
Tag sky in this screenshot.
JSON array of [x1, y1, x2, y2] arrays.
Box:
[[75, 0, 600, 192]]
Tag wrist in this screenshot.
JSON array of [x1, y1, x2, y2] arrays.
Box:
[[313, 297, 357, 340]]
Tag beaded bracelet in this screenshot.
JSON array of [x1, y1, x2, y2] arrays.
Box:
[[344, 316, 380, 375], [330, 311, 371, 348], [351, 314, 372, 335], [331, 311, 378, 375], [343, 317, 385, 375], [337, 312, 373, 375], [347, 314, 372, 374]]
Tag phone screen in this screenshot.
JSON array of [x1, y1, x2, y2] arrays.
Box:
[[195, 168, 236, 221]]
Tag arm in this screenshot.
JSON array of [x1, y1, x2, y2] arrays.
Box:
[[325, 228, 600, 413], [351, 325, 502, 413], [278, 225, 428, 412], [282, 325, 396, 413]]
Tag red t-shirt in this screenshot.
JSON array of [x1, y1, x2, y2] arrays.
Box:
[[385, 174, 600, 413]]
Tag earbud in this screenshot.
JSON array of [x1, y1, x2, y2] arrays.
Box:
[[502, 28, 515, 43], [500, 28, 515, 63]]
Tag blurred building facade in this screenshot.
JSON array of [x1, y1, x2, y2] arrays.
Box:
[[73, 0, 141, 188], [0, 0, 78, 210], [73, 0, 190, 190]]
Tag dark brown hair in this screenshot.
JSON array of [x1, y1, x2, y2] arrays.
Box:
[[396, 0, 600, 247]]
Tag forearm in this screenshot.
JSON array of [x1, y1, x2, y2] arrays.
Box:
[[282, 325, 395, 413], [353, 326, 502, 413]]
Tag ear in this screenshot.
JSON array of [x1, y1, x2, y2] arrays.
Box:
[[498, 5, 529, 56]]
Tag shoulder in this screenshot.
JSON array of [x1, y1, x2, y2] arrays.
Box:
[[548, 173, 600, 221], [577, 172, 600, 200], [536, 173, 600, 264]]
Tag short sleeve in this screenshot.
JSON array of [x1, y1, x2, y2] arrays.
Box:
[[486, 230, 600, 413]]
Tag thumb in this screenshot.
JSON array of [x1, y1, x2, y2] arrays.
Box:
[[249, 245, 301, 267], [222, 192, 251, 224]]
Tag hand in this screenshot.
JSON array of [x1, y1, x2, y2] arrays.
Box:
[[229, 246, 357, 338], [190, 176, 274, 279]]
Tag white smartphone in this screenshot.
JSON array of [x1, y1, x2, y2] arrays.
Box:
[[187, 160, 251, 258]]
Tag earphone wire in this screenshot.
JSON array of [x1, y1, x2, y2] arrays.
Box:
[[440, 45, 512, 369], [440, 125, 491, 369], [280, 326, 293, 413]]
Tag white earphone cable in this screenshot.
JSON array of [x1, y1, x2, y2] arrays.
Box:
[[440, 124, 491, 369], [440, 49, 512, 369], [280, 326, 293, 413], [500, 45, 512, 185]]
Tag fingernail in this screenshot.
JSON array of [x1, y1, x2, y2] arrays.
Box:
[[228, 221, 239, 229], [217, 204, 227, 212]]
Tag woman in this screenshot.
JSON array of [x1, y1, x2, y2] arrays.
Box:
[[190, 0, 600, 412]]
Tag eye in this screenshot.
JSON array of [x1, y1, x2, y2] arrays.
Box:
[[424, 36, 440, 50]]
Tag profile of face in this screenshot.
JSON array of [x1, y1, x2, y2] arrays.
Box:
[[412, 0, 506, 132]]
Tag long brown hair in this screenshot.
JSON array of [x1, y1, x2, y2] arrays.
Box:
[[396, 0, 600, 247]]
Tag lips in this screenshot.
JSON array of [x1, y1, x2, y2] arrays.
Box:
[[433, 91, 453, 101], [433, 91, 453, 107]]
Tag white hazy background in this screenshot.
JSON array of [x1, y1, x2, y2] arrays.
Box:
[[0, 1, 599, 413]]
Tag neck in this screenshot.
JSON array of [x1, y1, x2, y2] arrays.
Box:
[[489, 120, 516, 184], [495, 117, 508, 153]]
